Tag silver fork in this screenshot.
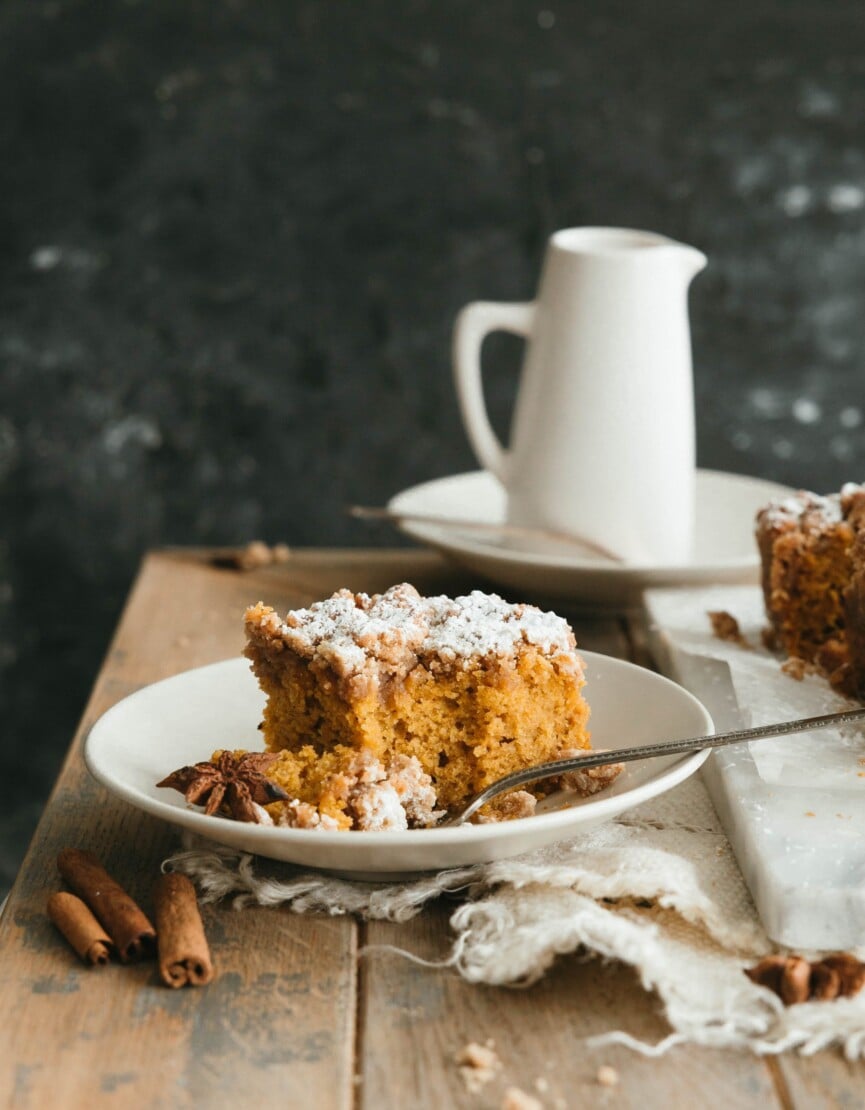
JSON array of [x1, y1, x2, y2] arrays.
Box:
[[443, 706, 865, 826]]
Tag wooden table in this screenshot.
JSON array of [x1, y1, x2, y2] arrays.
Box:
[[1, 548, 863, 1109]]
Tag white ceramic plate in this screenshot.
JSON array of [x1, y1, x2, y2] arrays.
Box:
[[388, 468, 792, 608], [84, 655, 713, 880]]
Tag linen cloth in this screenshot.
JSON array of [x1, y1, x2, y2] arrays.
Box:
[[166, 770, 865, 1058]]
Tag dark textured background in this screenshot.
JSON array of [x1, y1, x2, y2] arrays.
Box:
[[2, 0, 864, 894]]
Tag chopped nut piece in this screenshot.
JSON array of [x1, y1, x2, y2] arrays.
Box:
[[708, 609, 751, 648], [809, 962, 841, 1001], [820, 953, 865, 997], [745, 952, 865, 1004], [502, 1088, 543, 1110], [596, 1064, 619, 1087], [779, 955, 811, 1006]]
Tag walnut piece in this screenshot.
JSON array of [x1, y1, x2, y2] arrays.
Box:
[[745, 952, 865, 1004]]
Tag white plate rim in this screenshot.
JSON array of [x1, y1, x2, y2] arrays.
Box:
[[84, 655, 714, 862], [388, 467, 793, 576]]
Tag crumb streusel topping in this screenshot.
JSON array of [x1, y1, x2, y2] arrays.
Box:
[[757, 482, 865, 535], [277, 750, 443, 831], [247, 583, 580, 688]]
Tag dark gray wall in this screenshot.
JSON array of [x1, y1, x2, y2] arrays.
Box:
[[2, 0, 864, 891]]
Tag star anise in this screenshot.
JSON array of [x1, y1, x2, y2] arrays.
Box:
[[157, 751, 289, 823]]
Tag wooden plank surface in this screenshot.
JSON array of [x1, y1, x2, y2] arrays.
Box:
[[0, 547, 860, 1108], [361, 904, 781, 1110], [359, 613, 781, 1110], [0, 551, 374, 1109]]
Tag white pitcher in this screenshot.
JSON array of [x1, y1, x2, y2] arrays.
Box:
[[452, 226, 706, 564]]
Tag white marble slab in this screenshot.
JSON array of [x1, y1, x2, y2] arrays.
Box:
[[645, 585, 865, 950]]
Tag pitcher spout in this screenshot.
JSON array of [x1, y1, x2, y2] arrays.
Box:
[[673, 242, 707, 284]]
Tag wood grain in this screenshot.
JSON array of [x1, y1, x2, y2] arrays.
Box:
[[0, 548, 860, 1108], [360, 903, 780, 1110], [0, 551, 366, 1109], [775, 1054, 865, 1110], [358, 613, 780, 1110]]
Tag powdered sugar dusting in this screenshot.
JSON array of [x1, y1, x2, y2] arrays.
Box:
[[757, 482, 865, 534], [757, 488, 843, 530], [350, 780, 408, 831], [267, 583, 578, 682]]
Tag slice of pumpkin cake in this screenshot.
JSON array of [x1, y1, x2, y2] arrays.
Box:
[[243, 582, 592, 828], [756, 482, 865, 695]]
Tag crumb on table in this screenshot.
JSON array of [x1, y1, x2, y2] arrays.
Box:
[[707, 609, 750, 648], [781, 656, 816, 681], [501, 1087, 543, 1110], [212, 540, 291, 571], [456, 1040, 501, 1093]]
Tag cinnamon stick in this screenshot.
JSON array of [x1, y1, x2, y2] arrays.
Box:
[[47, 892, 114, 966], [153, 872, 214, 988], [57, 848, 156, 963]]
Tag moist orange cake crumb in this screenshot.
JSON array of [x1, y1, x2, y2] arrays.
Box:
[[243, 583, 593, 827], [756, 482, 865, 695]]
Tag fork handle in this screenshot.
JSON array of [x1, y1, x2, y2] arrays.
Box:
[[449, 705, 865, 826]]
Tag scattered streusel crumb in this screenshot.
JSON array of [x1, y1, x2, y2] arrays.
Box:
[[211, 541, 291, 571], [708, 610, 750, 648], [596, 1064, 619, 1087], [501, 1087, 542, 1110], [534, 1076, 550, 1094], [781, 656, 817, 681], [477, 789, 538, 823], [456, 1041, 501, 1094], [554, 753, 624, 796], [805, 810, 816, 817]]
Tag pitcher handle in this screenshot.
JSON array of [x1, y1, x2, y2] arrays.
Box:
[[452, 301, 536, 483]]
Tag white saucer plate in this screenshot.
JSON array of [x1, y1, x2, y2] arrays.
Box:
[[85, 656, 713, 880], [388, 468, 792, 608]]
